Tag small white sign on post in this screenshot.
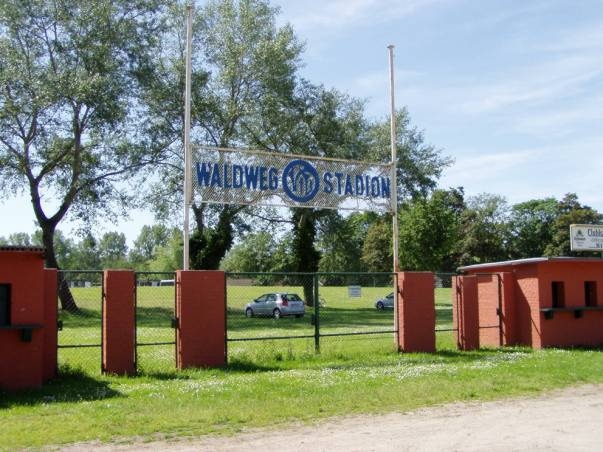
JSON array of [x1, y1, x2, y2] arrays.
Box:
[[348, 285, 362, 298], [570, 224, 603, 251]]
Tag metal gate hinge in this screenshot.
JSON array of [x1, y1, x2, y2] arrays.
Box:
[[171, 317, 179, 329]]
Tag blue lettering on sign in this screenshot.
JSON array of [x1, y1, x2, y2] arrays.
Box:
[[282, 159, 320, 203], [210, 163, 221, 187], [245, 166, 259, 189], [323, 172, 333, 194], [268, 168, 278, 190], [196, 159, 392, 203], [232, 165, 243, 188]]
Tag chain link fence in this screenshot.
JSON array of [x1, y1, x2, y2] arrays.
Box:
[[227, 273, 316, 363], [135, 272, 177, 374], [57, 270, 104, 374], [55, 270, 458, 372], [226, 272, 398, 362]]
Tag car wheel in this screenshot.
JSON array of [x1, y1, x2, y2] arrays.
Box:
[[376, 301, 384, 310], [295, 314, 303, 318], [273, 308, 281, 319], [245, 308, 254, 318]]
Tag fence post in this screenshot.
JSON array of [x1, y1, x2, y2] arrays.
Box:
[[453, 275, 479, 351], [313, 274, 320, 353], [397, 272, 436, 353], [102, 270, 136, 376]]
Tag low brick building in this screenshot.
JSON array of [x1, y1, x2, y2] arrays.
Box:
[[455, 257, 603, 349]]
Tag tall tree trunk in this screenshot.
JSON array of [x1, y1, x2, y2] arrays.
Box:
[[41, 223, 79, 313], [190, 205, 235, 270], [292, 209, 320, 307]]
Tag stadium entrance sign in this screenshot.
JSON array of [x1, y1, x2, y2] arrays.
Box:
[[192, 146, 394, 213]]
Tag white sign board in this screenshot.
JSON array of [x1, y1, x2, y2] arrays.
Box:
[[192, 146, 393, 213], [348, 286, 362, 298], [570, 224, 603, 251]]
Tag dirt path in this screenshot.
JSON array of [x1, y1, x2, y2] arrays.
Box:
[[63, 384, 603, 451]]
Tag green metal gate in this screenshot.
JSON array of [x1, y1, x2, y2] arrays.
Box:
[[225, 272, 397, 361], [57, 270, 104, 374], [134, 272, 177, 374]]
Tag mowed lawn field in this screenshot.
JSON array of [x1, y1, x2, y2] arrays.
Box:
[[1, 283, 603, 449]]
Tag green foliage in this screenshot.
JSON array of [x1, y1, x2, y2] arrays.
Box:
[[507, 198, 558, 258], [220, 232, 277, 273], [130, 225, 174, 268], [544, 193, 603, 257], [0, 0, 170, 309], [362, 219, 393, 272], [398, 188, 464, 271], [318, 212, 372, 277], [455, 193, 510, 266]]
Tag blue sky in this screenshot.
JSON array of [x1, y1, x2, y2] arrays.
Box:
[[2, 0, 603, 243], [276, 0, 603, 206]]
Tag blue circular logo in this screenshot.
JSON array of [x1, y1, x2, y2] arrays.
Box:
[[282, 159, 320, 203]]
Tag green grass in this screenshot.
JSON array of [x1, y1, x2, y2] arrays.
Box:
[[2, 346, 603, 449], [3, 285, 602, 449]]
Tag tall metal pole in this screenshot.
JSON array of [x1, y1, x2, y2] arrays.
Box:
[[183, 4, 193, 271], [388, 44, 400, 348], [388, 45, 399, 272]]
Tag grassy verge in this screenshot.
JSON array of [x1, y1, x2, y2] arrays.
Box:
[[1, 345, 602, 449]]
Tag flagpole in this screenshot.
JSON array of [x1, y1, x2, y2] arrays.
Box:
[[388, 44, 400, 348], [183, 3, 193, 271], [388, 45, 399, 272]]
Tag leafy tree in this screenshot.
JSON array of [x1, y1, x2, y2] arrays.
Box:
[[317, 212, 371, 277], [507, 198, 558, 259], [147, 229, 183, 272], [361, 219, 392, 272], [220, 232, 276, 272], [398, 188, 464, 271], [143, 0, 303, 269], [2, 232, 33, 246], [130, 224, 173, 269], [69, 234, 101, 270], [544, 193, 602, 257], [455, 193, 509, 266], [0, 0, 169, 310], [98, 232, 129, 269]]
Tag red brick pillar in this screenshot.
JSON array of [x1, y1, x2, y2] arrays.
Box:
[[43, 269, 58, 381], [102, 270, 135, 375], [397, 272, 435, 353], [500, 272, 516, 346], [454, 275, 479, 350], [176, 271, 226, 369]]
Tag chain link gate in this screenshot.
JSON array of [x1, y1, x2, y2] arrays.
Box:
[[57, 270, 104, 374], [434, 272, 457, 349], [225, 272, 398, 362], [135, 272, 177, 373], [315, 272, 397, 355]]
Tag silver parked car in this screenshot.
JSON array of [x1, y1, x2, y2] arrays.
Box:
[[245, 293, 305, 319], [375, 292, 394, 310]]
